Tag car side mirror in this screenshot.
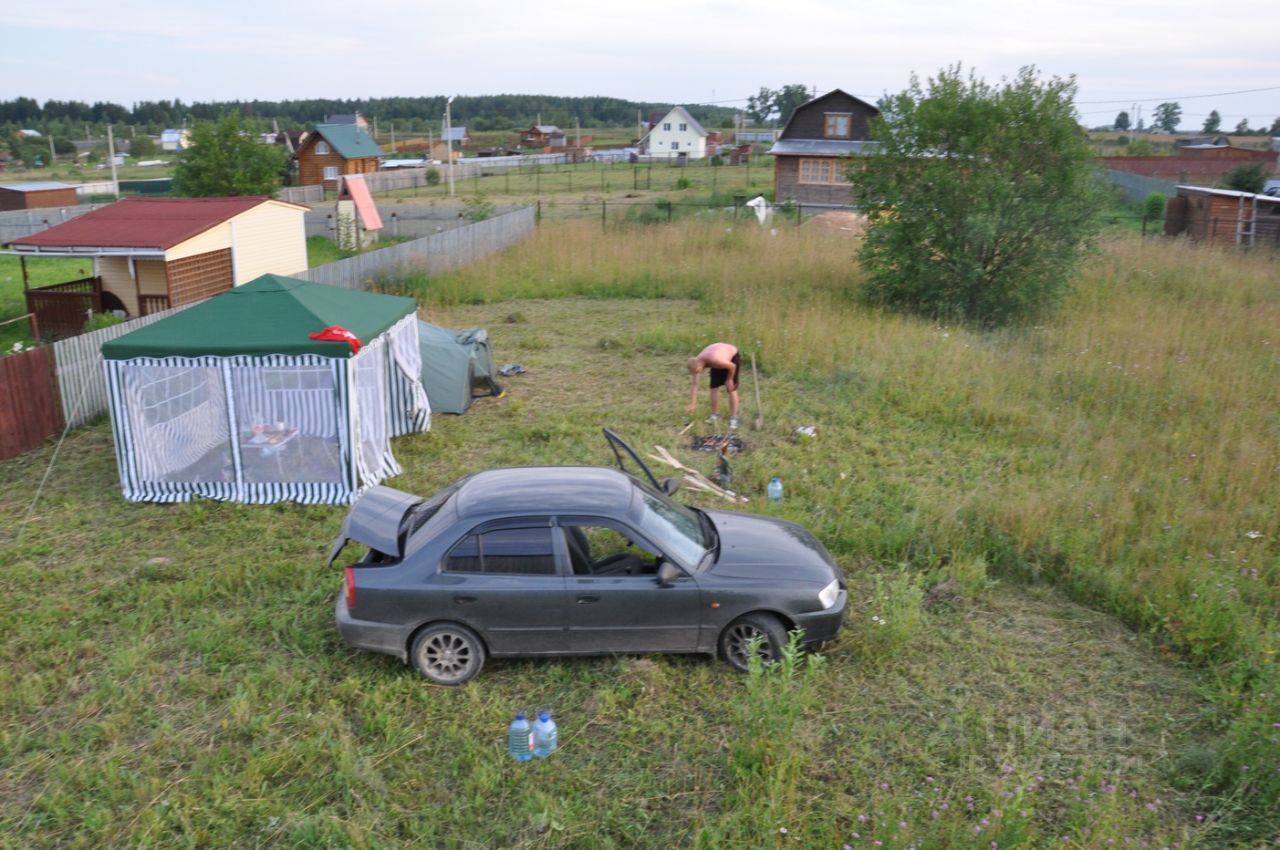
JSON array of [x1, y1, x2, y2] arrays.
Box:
[[662, 477, 681, 495], [657, 561, 682, 586]]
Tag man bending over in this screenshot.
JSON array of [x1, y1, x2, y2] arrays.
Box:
[[686, 342, 740, 430]]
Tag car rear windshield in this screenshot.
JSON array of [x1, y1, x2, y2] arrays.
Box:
[[636, 489, 707, 566]]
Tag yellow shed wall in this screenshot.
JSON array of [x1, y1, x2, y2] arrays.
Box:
[[229, 202, 308, 281], [165, 222, 232, 262], [165, 201, 307, 282], [137, 260, 167, 296], [99, 256, 140, 316]]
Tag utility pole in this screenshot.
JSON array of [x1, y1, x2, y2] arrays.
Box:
[[445, 96, 456, 197], [107, 125, 120, 199]]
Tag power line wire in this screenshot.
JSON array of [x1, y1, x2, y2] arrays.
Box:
[[1075, 84, 1280, 105]]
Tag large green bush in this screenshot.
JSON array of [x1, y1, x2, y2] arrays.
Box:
[[850, 65, 1102, 327]]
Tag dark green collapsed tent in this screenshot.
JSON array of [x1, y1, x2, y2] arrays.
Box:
[[417, 320, 501, 414]]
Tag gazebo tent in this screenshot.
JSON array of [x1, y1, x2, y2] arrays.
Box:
[[101, 274, 430, 504]]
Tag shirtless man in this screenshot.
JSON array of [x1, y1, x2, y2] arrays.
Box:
[[686, 342, 741, 430]]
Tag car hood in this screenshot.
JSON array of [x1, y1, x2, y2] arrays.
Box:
[[703, 509, 840, 583]]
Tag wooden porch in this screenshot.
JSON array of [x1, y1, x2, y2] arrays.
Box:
[[24, 277, 103, 339], [23, 276, 172, 340]]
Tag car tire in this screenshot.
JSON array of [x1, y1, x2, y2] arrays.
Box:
[[719, 612, 787, 673], [410, 623, 485, 686]]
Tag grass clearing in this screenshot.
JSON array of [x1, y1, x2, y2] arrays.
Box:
[[1, 219, 1276, 847]]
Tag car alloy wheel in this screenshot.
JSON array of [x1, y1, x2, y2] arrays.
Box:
[[719, 612, 787, 673], [411, 624, 485, 685]]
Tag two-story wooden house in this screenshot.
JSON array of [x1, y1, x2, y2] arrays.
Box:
[[768, 89, 879, 206], [294, 124, 384, 190]]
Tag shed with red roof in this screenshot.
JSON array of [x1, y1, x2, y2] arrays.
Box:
[[7, 196, 308, 337]]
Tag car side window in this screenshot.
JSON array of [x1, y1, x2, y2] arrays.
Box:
[[561, 520, 662, 577], [445, 527, 557, 575]]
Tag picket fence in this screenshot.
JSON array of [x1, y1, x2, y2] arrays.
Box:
[[296, 206, 536, 289]]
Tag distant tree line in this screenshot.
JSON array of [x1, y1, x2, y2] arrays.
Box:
[[0, 94, 741, 135], [1111, 104, 1279, 136]]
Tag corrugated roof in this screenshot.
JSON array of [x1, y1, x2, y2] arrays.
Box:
[[10, 197, 279, 250], [768, 139, 879, 156], [312, 124, 383, 160], [0, 181, 76, 192]]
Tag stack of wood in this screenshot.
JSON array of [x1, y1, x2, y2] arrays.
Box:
[[648, 445, 747, 504]]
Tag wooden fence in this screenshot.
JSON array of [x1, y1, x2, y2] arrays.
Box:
[[296, 206, 536, 290], [0, 346, 61, 460], [276, 185, 325, 205], [24, 277, 103, 339]]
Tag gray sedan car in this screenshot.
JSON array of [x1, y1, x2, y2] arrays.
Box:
[[328, 431, 847, 684]]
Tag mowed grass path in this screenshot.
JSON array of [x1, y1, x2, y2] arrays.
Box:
[[1, 221, 1274, 847]]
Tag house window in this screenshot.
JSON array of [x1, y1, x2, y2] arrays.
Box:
[[316, 141, 329, 155], [824, 113, 852, 139], [671, 141, 680, 151], [679, 123, 687, 131], [798, 158, 850, 185], [323, 166, 339, 180], [663, 123, 671, 131]]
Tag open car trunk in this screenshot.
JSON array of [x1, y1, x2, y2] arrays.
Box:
[[327, 485, 424, 565]]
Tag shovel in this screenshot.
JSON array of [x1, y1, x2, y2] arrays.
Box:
[[751, 352, 764, 431]]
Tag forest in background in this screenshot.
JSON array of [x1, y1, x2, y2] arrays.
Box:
[[0, 95, 743, 135]]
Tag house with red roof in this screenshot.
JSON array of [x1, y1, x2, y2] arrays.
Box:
[[8, 196, 308, 337]]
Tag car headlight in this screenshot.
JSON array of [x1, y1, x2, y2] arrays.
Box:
[[818, 579, 840, 610]]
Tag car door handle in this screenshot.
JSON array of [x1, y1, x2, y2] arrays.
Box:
[[454, 596, 478, 604], [576, 595, 600, 604]]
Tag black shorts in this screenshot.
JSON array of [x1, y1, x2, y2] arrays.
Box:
[[710, 353, 741, 390]]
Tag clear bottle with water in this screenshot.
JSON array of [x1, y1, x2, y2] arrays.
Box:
[[767, 477, 783, 502], [533, 710, 558, 758], [508, 712, 533, 762]]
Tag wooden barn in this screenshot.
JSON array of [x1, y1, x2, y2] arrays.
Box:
[[768, 89, 879, 206], [0, 181, 80, 211], [1164, 186, 1280, 249], [522, 125, 565, 149], [293, 124, 383, 190], [9, 196, 308, 338]]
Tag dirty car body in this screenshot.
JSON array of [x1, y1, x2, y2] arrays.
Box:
[[329, 431, 847, 684]]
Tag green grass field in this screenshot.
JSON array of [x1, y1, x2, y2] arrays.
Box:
[[2, 216, 1276, 848]]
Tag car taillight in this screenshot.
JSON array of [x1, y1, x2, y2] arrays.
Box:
[[345, 566, 356, 610]]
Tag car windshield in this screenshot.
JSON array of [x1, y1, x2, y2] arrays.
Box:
[[634, 486, 709, 566]]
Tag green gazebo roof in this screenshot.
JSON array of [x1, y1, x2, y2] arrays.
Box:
[[101, 274, 417, 360]]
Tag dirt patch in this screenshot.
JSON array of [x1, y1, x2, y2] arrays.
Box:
[[805, 210, 868, 236]]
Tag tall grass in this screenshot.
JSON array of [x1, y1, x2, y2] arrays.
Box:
[[403, 220, 1279, 841]]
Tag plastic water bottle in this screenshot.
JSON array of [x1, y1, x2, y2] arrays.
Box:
[[533, 710, 558, 758], [767, 477, 783, 503], [508, 712, 533, 762]]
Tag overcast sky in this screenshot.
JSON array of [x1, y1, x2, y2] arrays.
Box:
[[4, 0, 1278, 130]]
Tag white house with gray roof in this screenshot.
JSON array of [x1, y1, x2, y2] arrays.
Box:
[[640, 106, 709, 160]]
